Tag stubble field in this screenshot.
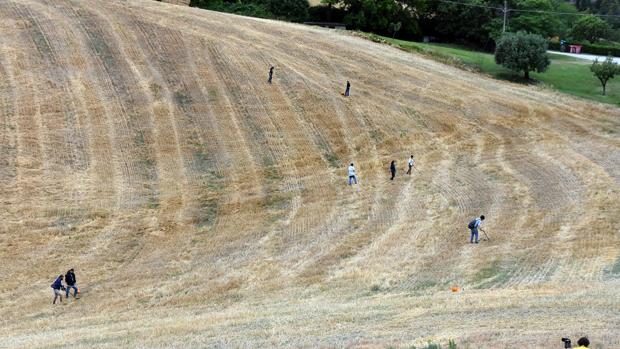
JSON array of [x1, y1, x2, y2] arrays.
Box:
[[0, 1, 618, 348]]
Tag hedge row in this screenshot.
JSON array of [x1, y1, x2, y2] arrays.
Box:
[[581, 43, 620, 57], [548, 41, 620, 57]]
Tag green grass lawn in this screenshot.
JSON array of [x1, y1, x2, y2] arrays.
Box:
[[364, 34, 620, 106]]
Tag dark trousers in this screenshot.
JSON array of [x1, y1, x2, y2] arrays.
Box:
[[407, 165, 412, 175], [348, 175, 357, 185], [390, 170, 395, 180]]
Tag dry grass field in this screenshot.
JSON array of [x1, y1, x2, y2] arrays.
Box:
[[0, 0, 618, 348]]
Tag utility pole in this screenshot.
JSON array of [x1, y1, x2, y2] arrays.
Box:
[[502, 0, 508, 33]]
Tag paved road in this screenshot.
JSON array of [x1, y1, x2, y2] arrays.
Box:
[[548, 50, 620, 63]]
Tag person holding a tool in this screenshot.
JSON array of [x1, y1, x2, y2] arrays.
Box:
[[467, 215, 485, 243]]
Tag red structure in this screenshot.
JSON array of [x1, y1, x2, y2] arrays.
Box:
[[569, 45, 582, 54]]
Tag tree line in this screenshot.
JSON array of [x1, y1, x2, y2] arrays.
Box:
[[190, 0, 620, 47]]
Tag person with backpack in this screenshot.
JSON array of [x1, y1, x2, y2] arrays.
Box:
[[344, 81, 351, 97], [390, 160, 396, 180], [268, 66, 274, 84], [65, 268, 79, 299], [51, 275, 65, 304], [348, 163, 357, 185], [468, 215, 485, 243], [406, 155, 414, 175]]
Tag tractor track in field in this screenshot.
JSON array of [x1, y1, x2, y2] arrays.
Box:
[[1, 1, 619, 348]]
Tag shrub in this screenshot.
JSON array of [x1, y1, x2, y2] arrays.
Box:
[[547, 41, 561, 51], [580, 43, 620, 57], [495, 31, 550, 80], [408, 341, 455, 349], [591, 56, 619, 95]]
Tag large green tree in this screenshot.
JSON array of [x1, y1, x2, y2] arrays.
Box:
[[509, 0, 565, 38], [570, 15, 611, 42], [424, 0, 501, 47], [495, 31, 550, 79]]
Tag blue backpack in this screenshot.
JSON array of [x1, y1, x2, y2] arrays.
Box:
[[468, 219, 477, 230]]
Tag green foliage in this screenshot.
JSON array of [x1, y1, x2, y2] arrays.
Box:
[[576, 0, 592, 11], [423, 0, 500, 47], [190, 0, 309, 22], [389, 21, 402, 38], [591, 56, 619, 95], [423, 0, 579, 48], [509, 0, 565, 38], [550, 39, 620, 57], [571, 15, 611, 43], [554, 1, 580, 36], [495, 31, 550, 79], [264, 0, 309, 22], [580, 42, 620, 56], [408, 341, 451, 349], [597, 0, 620, 16], [368, 34, 620, 104], [327, 0, 424, 38]]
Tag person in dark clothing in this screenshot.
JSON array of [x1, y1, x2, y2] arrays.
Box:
[[390, 160, 396, 180], [51, 275, 65, 304], [268, 66, 274, 84], [344, 80, 351, 97], [65, 268, 78, 299]]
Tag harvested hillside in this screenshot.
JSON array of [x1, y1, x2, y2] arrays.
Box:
[[0, 0, 618, 348]]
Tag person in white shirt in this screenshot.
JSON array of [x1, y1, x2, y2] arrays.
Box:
[[348, 163, 357, 185], [406, 155, 414, 175]]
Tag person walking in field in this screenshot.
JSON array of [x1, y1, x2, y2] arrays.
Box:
[[344, 80, 351, 97], [268, 66, 274, 84], [468, 215, 485, 243], [51, 275, 65, 304], [65, 268, 79, 299], [348, 163, 357, 185], [390, 160, 396, 180], [406, 155, 414, 175]]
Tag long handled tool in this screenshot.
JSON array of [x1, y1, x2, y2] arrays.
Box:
[[480, 228, 490, 241]]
